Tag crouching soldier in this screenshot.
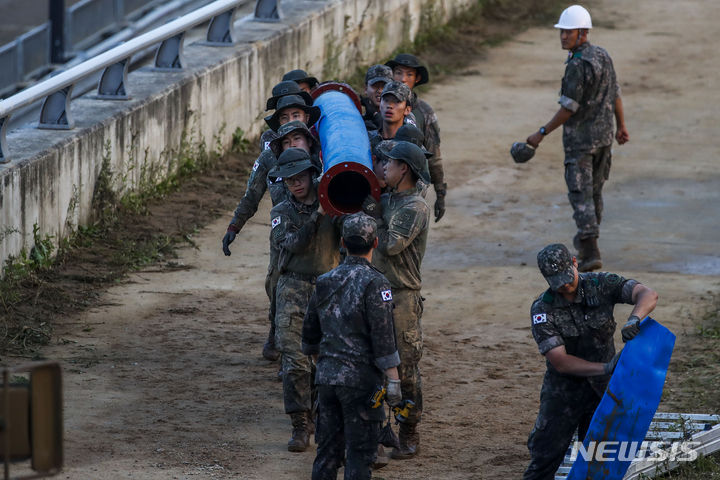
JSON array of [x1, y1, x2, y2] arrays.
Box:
[[363, 142, 431, 459], [302, 213, 402, 480], [269, 148, 341, 452]]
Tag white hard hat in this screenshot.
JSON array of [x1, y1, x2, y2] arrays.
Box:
[[554, 5, 592, 29]]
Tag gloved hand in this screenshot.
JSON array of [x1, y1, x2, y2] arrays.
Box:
[[362, 195, 382, 219], [434, 184, 447, 222], [222, 227, 238, 256], [386, 378, 402, 407], [603, 351, 622, 375], [621, 315, 642, 342]]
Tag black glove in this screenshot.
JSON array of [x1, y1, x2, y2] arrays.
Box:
[[362, 195, 382, 219], [603, 351, 622, 375], [621, 315, 642, 342], [386, 378, 402, 407], [434, 183, 447, 222], [222, 229, 237, 256]]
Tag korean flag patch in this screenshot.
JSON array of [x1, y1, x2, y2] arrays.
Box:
[[381, 290, 393, 302], [264, 141, 271, 150], [252, 160, 260, 172], [533, 313, 547, 325], [271, 216, 281, 229]]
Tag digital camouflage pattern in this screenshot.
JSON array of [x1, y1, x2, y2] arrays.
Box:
[[372, 186, 430, 291], [365, 64, 393, 85], [391, 288, 424, 424], [524, 272, 640, 479], [302, 256, 400, 389], [342, 212, 377, 246], [409, 93, 445, 190], [537, 243, 575, 291], [270, 196, 340, 277], [312, 385, 385, 480], [559, 42, 620, 154], [564, 147, 612, 239], [228, 148, 288, 232], [275, 273, 316, 413]]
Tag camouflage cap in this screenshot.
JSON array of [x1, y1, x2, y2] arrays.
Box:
[[375, 139, 397, 162], [386, 141, 431, 184], [381, 81, 412, 104], [537, 243, 576, 291], [365, 64, 393, 86], [395, 124, 433, 158], [342, 212, 378, 246], [511, 142, 536, 164]]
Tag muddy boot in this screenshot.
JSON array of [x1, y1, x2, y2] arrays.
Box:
[[262, 325, 280, 361], [288, 412, 310, 452], [391, 423, 419, 460], [372, 444, 390, 470], [578, 237, 602, 272]]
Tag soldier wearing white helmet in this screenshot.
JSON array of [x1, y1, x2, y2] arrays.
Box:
[[523, 5, 629, 273]]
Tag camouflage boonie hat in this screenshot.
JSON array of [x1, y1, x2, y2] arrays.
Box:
[[268, 148, 320, 180], [266, 80, 313, 111], [264, 94, 322, 132], [537, 243, 575, 291], [385, 53, 430, 86], [342, 212, 378, 246], [511, 142, 536, 164], [365, 64, 393, 86], [381, 81, 412, 104], [269, 120, 316, 156], [282, 69, 319, 89]]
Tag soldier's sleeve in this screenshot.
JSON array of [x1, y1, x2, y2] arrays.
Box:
[[229, 150, 273, 231], [272, 207, 321, 254], [365, 275, 401, 370], [302, 289, 322, 355], [421, 103, 445, 189], [559, 60, 585, 113], [531, 300, 564, 355], [598, 272, 638, 305], [376, 203, 429, 257]]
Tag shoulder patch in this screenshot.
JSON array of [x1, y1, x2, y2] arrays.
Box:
[[604, 273, 623, 286], [264, 141, 271, 151], [390, 208, 420, 237], [252, 160, 260, 171], [271, 216, 281, 229], [533, 313, 547, 325], [381, 290, 393, 302]]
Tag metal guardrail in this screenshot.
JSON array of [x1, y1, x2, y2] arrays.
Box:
[[0, 0, 282, 163]]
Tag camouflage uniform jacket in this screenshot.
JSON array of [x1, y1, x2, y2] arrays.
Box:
[[229, 148, 287, 232], [302, 256, 401, 389], [531, 272, 638, 393], [560, 42, 620, 154], [372, 187, 430, 290], [409, 92, 445, 189], [270, 195, 340, 277]]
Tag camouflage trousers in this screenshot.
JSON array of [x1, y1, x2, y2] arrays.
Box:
[[523, 372, 602, 480], [312, 385, 384, 480], [275, 274, 316, 414], [393, 288, 424, 424], [564, 146, 612, 239], [264, 265, 281, 329]]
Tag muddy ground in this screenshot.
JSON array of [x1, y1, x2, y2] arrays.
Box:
[[4, 0, 720, 478]]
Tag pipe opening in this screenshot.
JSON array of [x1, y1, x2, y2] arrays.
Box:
[[326, 170, 371, 214]]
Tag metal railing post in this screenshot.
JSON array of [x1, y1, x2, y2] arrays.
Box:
[[49, 0, 67, 63]]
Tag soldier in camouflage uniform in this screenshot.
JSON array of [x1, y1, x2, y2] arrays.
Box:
[[362, 141, 431, 459], [386, 53, 447, 222], [367, 82, 413, 156], [282, 69, 320, 94], [525, 5, 629, 272], [302, 213, 402, 480], [361, 64, 393, 131], [375, 124, 433, 196], [269, 148, 342, 452], [524, 243, 658, 480], [222, 85, 321, 361]]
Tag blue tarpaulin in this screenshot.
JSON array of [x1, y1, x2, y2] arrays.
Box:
[[566, 317, 675, 480]]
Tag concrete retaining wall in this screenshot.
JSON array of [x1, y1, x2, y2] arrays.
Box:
[[0, 0, 473, 268]]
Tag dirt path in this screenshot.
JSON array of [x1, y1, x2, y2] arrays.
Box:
[[11, 0, 720, 478]]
